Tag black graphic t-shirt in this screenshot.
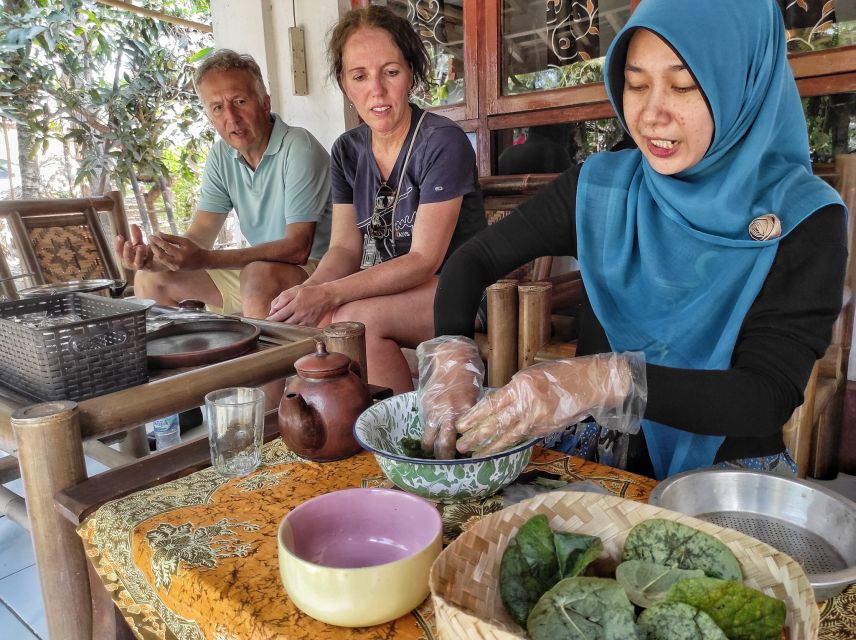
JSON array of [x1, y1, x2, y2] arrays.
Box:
[[331, 105, 485, 264]]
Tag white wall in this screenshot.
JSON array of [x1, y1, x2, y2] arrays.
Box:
[[210, 0, 347, 153]]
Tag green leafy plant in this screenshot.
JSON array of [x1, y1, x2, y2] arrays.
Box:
[[622, 518, 742, 581], [499, 514, 602, 627], [0, 0, 212, 203], [637, 601, 727, 640], [666, 576, 787, 640], [526, 577, 637, 640], [615, 559, 705, 609]]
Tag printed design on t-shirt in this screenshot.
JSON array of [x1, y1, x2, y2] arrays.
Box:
[[356, 184, 415, 261]]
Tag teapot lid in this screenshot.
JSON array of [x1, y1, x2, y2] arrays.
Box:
[[294, 338, 352, 376]]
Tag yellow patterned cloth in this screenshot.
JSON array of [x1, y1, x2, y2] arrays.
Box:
[[78, 440, 855, 640]]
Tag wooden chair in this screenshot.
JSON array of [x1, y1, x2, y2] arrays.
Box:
[[0, 191, 133, 298], [0, 192, 142, 460], [785, 153, 856, 478]]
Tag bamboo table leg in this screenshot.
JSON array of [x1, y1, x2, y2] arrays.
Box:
[[12, 401, 92, 640]]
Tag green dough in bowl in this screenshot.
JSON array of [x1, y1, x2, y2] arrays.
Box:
[[354, 391, 536, 502]]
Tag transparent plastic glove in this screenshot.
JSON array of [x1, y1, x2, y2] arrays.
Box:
[[456, 352, 647, 456], [416, 336, 485, 459]]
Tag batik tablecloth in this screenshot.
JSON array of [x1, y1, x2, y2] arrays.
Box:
[[78, 440, 856, 640]]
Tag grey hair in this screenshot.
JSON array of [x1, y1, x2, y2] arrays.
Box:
[[193, 49, 269, 104]]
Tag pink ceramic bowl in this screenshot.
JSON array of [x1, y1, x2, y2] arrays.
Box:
[[278, 488, 442, 627]]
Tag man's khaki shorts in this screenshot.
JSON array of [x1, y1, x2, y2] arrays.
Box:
[[206, 259, 319, 316]]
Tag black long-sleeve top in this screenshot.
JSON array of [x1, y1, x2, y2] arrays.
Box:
[[435, 165, 847, 469]]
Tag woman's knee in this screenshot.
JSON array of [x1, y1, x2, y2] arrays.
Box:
[[331, 299, 383, 332]]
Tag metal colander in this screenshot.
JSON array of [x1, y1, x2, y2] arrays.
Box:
[[649, 469, 856, 600]]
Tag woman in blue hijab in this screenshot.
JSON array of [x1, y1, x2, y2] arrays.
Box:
[[432, 0, 846, 479]]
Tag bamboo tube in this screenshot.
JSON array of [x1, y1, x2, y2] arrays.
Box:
[[783, 363, 818, 478], [486, 281, 518, 387], [83, 440, 137, 469], [323, 322, 368, 382], [115, 425, 150, 459], [0, 194, 116, 215], [0, 485, 27, 529], [534, 341, 578, 362], [0, 454, 20, 484], [12, 401, 92, 640], [518, 282, 552, 370]]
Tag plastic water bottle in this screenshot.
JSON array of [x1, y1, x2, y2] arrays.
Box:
[[152, 414, 181, 450]]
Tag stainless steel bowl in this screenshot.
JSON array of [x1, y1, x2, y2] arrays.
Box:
[[649, 469, 856, 601]]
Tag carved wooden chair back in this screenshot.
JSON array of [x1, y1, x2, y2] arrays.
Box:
[[0, 191, 132, 299]]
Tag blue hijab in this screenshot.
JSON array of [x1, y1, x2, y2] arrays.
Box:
[[576, 0, 844, 479]]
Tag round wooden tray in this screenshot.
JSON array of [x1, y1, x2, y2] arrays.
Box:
[[146, 319, 261, 369]]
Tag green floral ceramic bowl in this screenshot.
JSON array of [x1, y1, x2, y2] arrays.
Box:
[[353, 391, 536, 503]]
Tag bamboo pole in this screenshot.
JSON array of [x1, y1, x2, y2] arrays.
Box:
[[0, 485, 28, 529], [12, 401, 91, 640], [486, 280, 518, 386], [783, 363, 819, 479], [115, 425, 151, 459], [94, 0, 212, 32], [83, 439, 138, 468], [518, 282, 552, 370], [323, 322, 368, 382], [0, 454, 21, 484], [0, 194, 117, 215]]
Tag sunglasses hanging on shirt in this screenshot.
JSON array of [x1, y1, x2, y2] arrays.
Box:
[[359, 111, 428, 269]]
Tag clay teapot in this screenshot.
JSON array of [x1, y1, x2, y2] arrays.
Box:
[[278, 338, 372, 461]]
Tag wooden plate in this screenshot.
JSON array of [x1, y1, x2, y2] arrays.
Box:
[[146, 319, 261, 369]]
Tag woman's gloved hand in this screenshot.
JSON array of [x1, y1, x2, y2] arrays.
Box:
[[456, 352, 647, 456], [416, 336, 485, 459]]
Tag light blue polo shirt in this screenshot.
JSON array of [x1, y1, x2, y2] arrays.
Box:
[[197, 114, 332, 261]]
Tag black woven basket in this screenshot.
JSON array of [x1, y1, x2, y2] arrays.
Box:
[[0, 292, 148, 402]]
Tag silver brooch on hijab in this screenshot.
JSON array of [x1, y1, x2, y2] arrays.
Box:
[[748, 213, 782, 241]]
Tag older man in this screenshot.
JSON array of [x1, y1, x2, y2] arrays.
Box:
[[115, 49, 332, 318]]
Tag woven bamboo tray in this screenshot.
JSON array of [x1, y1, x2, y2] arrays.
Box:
[[429, 491, 818, 640]]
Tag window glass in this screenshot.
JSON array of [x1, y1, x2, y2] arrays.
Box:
[[500, 1, 856, 97], [501, 0, 629, 95], [376, 0, 466, 107], [782, 0, 856, 53], [803, 92, 856, 163], [494, 117, 627, 174]]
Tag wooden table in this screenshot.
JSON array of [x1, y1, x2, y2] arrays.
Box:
[[0, 317, 326, 640], [57, 432, 856, 640]]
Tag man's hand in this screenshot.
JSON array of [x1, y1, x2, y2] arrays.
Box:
[[114, 224, 163, 272], [149, 233, 210, 271], [267, 283, 334, 326], [416, 336, 484, 459]]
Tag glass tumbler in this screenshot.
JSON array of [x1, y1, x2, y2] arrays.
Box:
[[205, 387, 265, 477]]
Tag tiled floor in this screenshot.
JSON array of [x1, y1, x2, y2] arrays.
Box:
[[0, 453, 854, 639]]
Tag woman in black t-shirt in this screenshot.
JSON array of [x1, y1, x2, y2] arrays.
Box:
[[268, 7, 484, 394]]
